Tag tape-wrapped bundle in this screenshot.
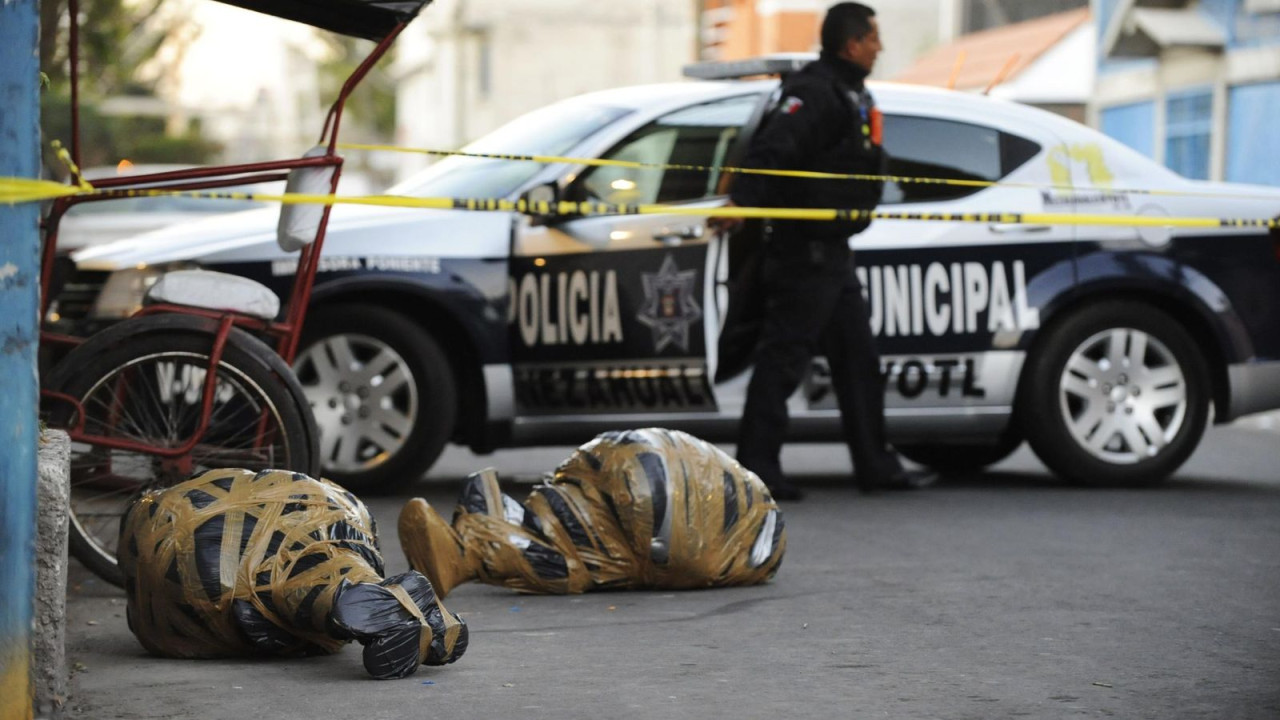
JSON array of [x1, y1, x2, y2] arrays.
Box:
[[120, 468, 468, 679], [399, 428, 786, 596]]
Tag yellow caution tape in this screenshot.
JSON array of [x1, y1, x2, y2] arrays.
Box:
[[0, 177, 82, 204], [2, 178, 1277, 229], [338, 142, 1280, 202], [51, 141, 95, 192]]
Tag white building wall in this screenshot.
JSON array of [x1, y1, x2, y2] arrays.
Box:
[[990, 23, 1096, 105], [868, 0, 960, 80], [155, 0, 327, 163], [393, 0, 697, 178], [1225, 43, 1280, 83]]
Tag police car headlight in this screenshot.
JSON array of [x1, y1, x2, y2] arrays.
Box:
[[90, 263, 196, 319]]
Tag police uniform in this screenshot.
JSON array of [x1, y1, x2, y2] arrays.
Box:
[[731, 53, 905, 495]]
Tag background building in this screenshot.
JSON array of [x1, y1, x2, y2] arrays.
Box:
[[1091, 0, 1280, 186], [151, 0, 327, 163], [958, 0, 1088, 31], [698, 0, 959, 80], [130, 0, 1280, 190], [392, 0, 696, 177], [893, 8, 1094, 122]]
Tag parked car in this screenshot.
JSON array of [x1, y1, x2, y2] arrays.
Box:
[[63, 55, 1280, 492]]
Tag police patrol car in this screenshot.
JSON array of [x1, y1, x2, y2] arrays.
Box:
[[67, 55, 1280, 491]]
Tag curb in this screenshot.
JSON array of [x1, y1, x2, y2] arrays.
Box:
[[35, 430, 70, 720]]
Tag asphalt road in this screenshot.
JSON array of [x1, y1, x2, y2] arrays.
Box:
[[60, 425, 1280, 719]]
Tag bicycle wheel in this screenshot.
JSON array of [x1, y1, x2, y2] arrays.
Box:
[[47, 327, 317, 587]]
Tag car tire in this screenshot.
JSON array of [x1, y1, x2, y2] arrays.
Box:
[[295, 304, 457, 494], [896, 434, 1022, 475], [1020, 301, 1210, 487]]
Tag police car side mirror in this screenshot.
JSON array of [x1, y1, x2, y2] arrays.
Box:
[[521, 182, 561, 226]]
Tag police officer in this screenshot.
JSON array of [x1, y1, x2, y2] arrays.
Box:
[[717, 2, 934, 500]]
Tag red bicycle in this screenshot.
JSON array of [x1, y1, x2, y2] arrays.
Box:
[[40, 0, 433, 586]]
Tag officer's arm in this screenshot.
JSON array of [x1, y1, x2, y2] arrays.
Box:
[[731, 84, 835, 208]]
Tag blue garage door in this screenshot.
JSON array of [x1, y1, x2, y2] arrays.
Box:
[[1227, 81, 1280, 187], [1100, 101, 1155, 158]]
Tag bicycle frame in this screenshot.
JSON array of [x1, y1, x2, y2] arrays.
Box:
[[39, 0, 421, 461]]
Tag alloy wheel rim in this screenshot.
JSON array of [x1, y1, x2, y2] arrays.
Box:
[[1058, 327, 1187, 465], [295, 333, 418, 472]]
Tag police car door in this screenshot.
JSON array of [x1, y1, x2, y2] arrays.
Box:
[[807, 106, 1075, 441], [508, 94, 759, 421]]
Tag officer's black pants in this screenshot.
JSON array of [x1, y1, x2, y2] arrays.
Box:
[[736, 236, 903, 488]]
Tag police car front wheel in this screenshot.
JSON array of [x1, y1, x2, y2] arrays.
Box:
[[1021, 301, 1211, 487], [294, 304, 457, 493]]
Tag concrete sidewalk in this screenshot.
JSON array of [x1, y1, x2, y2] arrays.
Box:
[[60, 427, 1280, 719]]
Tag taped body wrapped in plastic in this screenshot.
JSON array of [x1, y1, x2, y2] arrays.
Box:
[[398, 428, 787, 597], [119, 468, 468, 679]]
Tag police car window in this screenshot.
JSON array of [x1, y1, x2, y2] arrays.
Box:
[[575, 95, 759, 205], [879, 115, 1040, 204], [389, 103, 630, 199]]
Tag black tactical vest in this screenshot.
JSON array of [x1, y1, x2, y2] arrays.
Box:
[[765, 65, 886, 238]]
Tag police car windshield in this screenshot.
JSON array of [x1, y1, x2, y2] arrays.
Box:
[[389, 103, 632, 199]]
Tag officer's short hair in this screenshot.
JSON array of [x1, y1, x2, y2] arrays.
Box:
[[821, 2, 876, 53]]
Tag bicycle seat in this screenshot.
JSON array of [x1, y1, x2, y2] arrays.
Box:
[[144, 269, 280, 320]]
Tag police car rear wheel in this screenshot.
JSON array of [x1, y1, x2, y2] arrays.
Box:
[[1022, 301, 1210, 487], [295, 304, 457, 493]]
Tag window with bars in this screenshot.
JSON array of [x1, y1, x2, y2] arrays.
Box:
[[1164, 89, 1213, 180]]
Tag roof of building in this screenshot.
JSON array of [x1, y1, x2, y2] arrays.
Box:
[[892, 8, 1091, 92], [1104, 7, 1227, 58]]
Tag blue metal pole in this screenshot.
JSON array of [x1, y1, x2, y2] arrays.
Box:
[[0, 0, 41, 717]]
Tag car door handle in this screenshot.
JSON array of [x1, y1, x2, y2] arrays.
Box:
[[651, 225, 705, 245], [989, 223, 1051, 234]]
